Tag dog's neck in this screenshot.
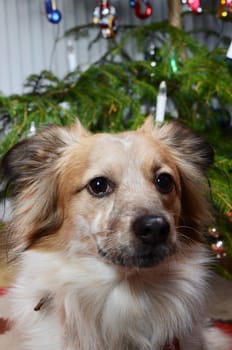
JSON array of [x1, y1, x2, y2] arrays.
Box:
[[12, 250, 209, 350], [33, 293, 181, 350]]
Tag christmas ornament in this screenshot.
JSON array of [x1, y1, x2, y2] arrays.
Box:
[[130, 0, 152, 20], [129, 0, 136, 7], [226, 210, 232, 226], [93, 1, 118, 39], [211, 240, 227, 258], [45, 0, 62, 24], [218, 0, 232, 18], [145, 41, 160, 68], [207, 227, 227, 259], [208, 226, 220, 239], [181, 0, 202, 15]]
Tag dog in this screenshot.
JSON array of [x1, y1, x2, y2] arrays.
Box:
[[0, 117, 231, 349]]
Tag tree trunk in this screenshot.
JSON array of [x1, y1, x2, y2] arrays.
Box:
[[168, 0, 182, 29]]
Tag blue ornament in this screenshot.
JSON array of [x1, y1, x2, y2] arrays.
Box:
[[45, 0, 62, 24], [129, 0, 136, 8]]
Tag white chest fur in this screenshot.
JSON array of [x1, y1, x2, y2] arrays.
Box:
[[7, 248, 210, 350]]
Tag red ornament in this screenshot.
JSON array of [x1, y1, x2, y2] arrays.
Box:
[[208, 226, 220, 238], [226, 210, 232, 226], [211, 240, 227, 258], [181, 0, 202, 15], [133, 0, 152, 20]]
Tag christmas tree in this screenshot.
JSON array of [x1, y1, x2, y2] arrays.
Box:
[[0, 0, 231, 277]]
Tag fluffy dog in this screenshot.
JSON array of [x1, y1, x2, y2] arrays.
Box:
[[1, 117, 231, 349]]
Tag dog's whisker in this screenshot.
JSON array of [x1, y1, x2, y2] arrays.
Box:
[[176, 224, 202, 235]]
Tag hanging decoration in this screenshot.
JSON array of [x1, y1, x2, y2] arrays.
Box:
[[207, 227, 227, 259], [145, 40, 160, 67], [129, 0, 136, 7], [130, 0, 152, 20], [226, 210, 232, 227], [45, 0, 62, 24], [145, 40, 178, 76], [218, 0, 232, 18], [181, 0, 202, 15], [93, 1, 118, 39]]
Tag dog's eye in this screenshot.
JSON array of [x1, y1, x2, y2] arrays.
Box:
[[87, 177, 114, 198], [155, 173, 175, 194]]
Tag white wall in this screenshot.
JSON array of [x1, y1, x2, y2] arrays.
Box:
[[0, 0, 230, 96]]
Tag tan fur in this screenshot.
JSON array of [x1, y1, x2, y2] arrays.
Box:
[[5, 117, 212, 254], [1, 117, 230, 350]]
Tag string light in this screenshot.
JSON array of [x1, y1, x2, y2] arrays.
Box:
[[218, 0, 232, 18]]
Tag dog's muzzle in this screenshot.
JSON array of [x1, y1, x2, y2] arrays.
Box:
[[128, 214, 174, 268], [98, 214, 175, 268]]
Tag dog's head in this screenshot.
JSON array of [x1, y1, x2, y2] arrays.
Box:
[[2, 117, 213, 268]]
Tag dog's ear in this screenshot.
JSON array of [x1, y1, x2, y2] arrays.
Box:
[[141, 116, 214, 174], [141, 117, 214, 233], [2, 120, 89, 252], [1, 119, 88, 188], [160, 121, 214, 174]]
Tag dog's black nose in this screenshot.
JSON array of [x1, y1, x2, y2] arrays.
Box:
[[132, 215, 170, 246]]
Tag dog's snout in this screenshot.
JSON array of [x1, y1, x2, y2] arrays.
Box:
[[132, 215, 170, 246]]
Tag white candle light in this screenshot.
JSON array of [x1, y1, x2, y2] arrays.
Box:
[[226, 39, 232, 60], [156, 81, 167, 123]]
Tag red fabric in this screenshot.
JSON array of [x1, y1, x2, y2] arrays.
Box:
[[214, 320, 232, 337], [213, 321, 232, 350], [0, 318, 10, 334], [0, 288, 11, 334], [0, 288, 8, 296]]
